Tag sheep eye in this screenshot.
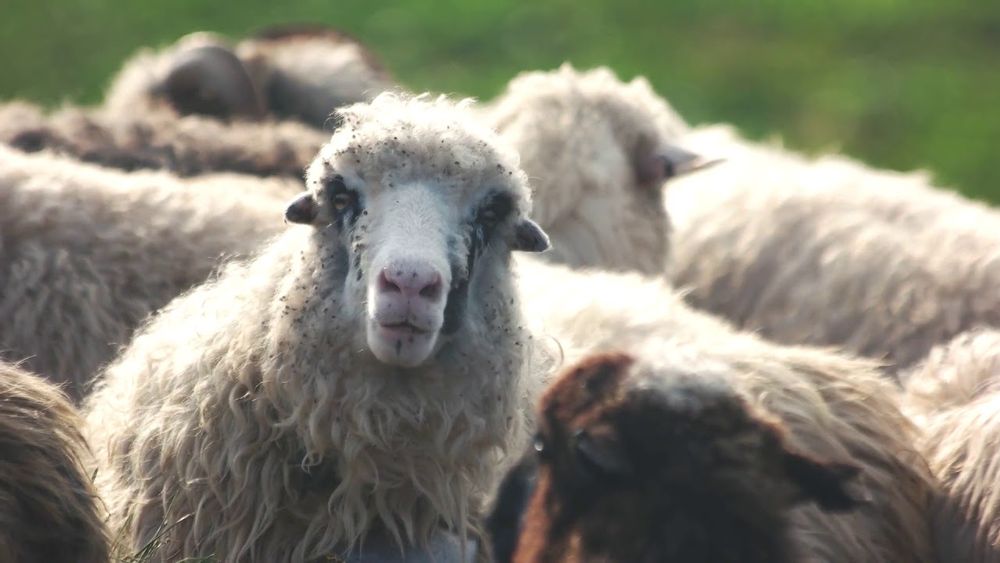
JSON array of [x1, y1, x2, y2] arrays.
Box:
[[331, 192, 354, 212]]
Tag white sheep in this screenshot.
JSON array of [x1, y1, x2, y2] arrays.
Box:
[[514, 255, 937, 562], [667, 124, 1000, 373], [485, 64, 715, 275], [902, 328, 1000, 561], [0, 144, 293, 399], [84, 93, 553, 562]]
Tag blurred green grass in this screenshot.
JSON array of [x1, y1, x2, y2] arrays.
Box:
[[2, 0, 998, 202]]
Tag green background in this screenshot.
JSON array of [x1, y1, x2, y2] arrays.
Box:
[[3, 0, 998, 203]]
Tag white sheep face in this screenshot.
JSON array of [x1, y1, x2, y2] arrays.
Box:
[[285, 95, 549, 369]]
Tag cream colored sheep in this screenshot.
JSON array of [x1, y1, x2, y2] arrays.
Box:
[[513, 255, 937, 563], [902, 328, 1000, 561], [0, 144, 293, 399], [0, 360, 109, 563], [84, 93, 553, 562], [486, 65, 715, 275], [668, 125, 1000, 372]]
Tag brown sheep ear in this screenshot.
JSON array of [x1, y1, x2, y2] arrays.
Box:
[[512, 219, 550, 253], [285, 192, 318, 224], [637, 144, 723, 186], [783, 450, 862, 512], [164, 45, 266, 119]]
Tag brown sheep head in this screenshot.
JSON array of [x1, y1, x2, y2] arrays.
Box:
[[490, 352, 861, 563]]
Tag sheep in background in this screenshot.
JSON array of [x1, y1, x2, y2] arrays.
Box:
[[513, 255, 936, 563], [668, 124, 1000, 373], [0, 144, 293, 399], [486, 64, 715, 275], [0, 100, 328, 178], [489, 351, 861, 563], [84, 93, 553, 562], [105, 25, 396, 127], [902, 328, 1000, 561], [235, 24, 398, 127], [0, 361, 109, 563]]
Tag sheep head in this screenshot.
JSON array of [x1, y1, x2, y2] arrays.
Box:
[[489, 64, 719, 275], [490, 352, 861, 563], [285, 93, 549, 369]]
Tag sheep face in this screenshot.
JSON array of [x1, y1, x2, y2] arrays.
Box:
[[286, 94, 549, 368], [491, 352, 860, 563], [489, 65, 716, 275]]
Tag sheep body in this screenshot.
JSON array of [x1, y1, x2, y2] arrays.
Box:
[[84, 93, 551, 562], [668, 125, 1000, 372], [515, 256, 936, 563], [0, 100, 328, 178], [902, 328, 1000, 561], [0, 361, 109, 563], [0, 144, 291, 398]]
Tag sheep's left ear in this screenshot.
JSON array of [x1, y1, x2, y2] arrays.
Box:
[[512, 218, 550, 253], [783, 450, 862, 512], [637, 144, 723, 186], [285, 192, 318, 225]]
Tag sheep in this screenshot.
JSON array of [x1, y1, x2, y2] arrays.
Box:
[[104, 25, 396, 127], [0, 144, 293, 400], [485, 64, 716, 276], [0, 100, 328, 178], [902, 328, 1000, 561], [0, 360, 109, 563], [83, 93, 554, 562], [667, 124, 1000, 373], [235, 24, 398, 127], [513, 255, 937, 562], [488, 351, 861, 563]]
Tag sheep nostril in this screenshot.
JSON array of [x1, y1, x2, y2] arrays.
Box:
[[379, 270, 401, 294], [419, 275, 442, 300]]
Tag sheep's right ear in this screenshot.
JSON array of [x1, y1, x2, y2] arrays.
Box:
[[574, 426, 632, 478], [783, 450, 862, 512], [512, 219, 550, 253], [285, 192, 318, 224]]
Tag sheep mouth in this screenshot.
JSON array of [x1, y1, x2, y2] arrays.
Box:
[[378, 321, 432, 335]]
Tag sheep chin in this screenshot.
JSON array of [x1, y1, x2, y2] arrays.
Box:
[[365, 317, 442, 368]]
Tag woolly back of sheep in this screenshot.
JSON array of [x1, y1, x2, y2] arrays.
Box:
[[903, 328, 1000, 561], [668, 124, 1000, 373], [0, 144, 290, 399]]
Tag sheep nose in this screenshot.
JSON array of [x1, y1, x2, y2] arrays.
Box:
[[378, 263, 444, 302]]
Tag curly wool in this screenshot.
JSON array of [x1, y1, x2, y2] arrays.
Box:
[[0, 144, 291, 399], [0, 361, 109, 563], [0, 100, 328, 178], [902, 328, 1000, 561], [668, 124, 1000, 373], [515, 256, 937, 563], [486, 65, 689, 275], [85, 93, 550, 562]]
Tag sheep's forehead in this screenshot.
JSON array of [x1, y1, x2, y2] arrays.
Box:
[[313, 95, 530, 207], [628, 357, 746, 418]]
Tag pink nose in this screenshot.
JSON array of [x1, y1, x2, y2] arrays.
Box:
[[378, 262, 444, 302]]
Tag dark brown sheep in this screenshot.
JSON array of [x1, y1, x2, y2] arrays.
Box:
[[0, 361, 109, 563], [489, 352, 860, 563]]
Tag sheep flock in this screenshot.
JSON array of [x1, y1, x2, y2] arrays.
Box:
[[1, 24, 998, 563]]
